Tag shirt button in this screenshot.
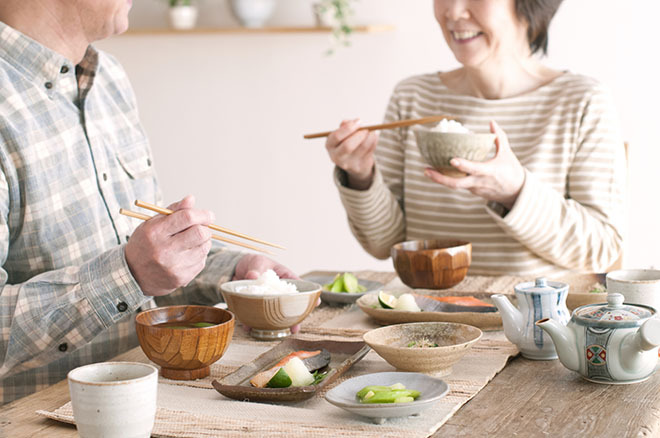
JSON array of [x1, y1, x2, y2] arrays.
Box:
[[60, 65, 69, 74], [58, 343, 68, 352], [44, 82, 53, 89], [117, 302, 128, 312], [103, 173, 108, 181], [125, 235, 130, 242], [147, 158, 152, 167]]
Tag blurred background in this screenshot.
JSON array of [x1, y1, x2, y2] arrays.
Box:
[[97, 0, 657, 275]]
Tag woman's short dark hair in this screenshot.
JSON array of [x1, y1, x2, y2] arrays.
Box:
[[515, 0, 564, 55]]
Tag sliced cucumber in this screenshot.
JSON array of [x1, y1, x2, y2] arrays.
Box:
[[265, 367, 292, 388], [342, 273, 360, 293], [378, 291, 398, 309]]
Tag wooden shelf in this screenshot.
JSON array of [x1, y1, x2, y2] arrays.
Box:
[[123, 25, 394, 35]]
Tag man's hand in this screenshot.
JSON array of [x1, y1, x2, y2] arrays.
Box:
[[233, 253, 299, 280], [125, 195, 214, 296]]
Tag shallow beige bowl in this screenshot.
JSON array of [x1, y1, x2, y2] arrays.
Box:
[[566, 291, 608, 311], [220, 279, 321, 341], [363, 322, 482, 376], [414, 130, 496, 177]]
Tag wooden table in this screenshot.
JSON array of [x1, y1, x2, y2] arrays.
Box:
[[1, 271, 659, 437]]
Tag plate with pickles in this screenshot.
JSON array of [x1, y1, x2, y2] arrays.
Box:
[[324, 371, 449, 423], [304, 273, 384, 305]]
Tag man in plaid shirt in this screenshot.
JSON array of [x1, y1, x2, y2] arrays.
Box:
[[0, 0, 296, 403]]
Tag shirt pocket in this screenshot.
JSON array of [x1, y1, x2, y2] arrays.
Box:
[[115, 141, 155, 180]]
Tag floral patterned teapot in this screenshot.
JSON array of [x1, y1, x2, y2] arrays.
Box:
[[536, 293, 660, 384]]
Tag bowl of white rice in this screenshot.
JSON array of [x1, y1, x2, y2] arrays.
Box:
[[220, 270, 321, 340], [414, 119, 496, 177]]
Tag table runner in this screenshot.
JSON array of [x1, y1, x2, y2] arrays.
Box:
[[37, 332, 518, 438], [37, 272, 527, 437]]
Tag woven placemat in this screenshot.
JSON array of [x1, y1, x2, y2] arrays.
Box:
[[37, 331, 518, 438]]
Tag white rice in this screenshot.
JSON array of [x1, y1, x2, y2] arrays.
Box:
[[234, 269, 299, 295], [430, 118, 472, 134]]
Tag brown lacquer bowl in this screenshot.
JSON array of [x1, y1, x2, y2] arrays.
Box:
[[135, 305, 234, 380], [391, 240, 471, 289]]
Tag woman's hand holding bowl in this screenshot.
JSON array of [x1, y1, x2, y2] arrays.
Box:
[[424, 121, 525, 210]]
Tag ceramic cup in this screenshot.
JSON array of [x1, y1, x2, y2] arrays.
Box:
[[606, 269, 660, 312], [67, 362, 158, 438]]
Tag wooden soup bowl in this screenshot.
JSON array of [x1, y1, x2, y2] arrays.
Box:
[[135, 305, 234, 380], [391, 240, 471, 289]]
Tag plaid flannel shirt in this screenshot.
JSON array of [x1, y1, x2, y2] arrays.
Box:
[[0, 21, 243, 404]]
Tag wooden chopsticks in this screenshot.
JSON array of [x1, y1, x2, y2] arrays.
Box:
[[134, 200, 284, 250], [119, 209, 273, 255], [119, 199, 285, 255], [303, 115, 456, 139]]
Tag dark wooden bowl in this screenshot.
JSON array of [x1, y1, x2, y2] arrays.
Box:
[[391, 240, 471, 289], [135, 305, 234, 380]]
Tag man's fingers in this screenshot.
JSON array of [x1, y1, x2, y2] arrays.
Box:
[[166, 194, 195, 211], [160, 208, 215, 236]]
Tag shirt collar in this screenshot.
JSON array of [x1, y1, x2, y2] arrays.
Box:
[[0, 21, 99, 94]]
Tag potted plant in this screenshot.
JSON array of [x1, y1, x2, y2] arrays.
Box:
[[229, 0, 277, 28], [167, 0, 199, 30], [313, 0, 356, 54]]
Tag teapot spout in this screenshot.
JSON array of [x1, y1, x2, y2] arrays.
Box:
[[492, 294, 523, 346], [535, 318, 579, 371]]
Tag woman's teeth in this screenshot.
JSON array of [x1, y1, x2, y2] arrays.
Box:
[[452, 31, 480, 41]]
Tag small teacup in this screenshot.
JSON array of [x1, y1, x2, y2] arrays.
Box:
[[606, 269, 660, 312], [68, 362, 158, 438]]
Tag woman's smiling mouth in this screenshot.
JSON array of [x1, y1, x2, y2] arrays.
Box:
[[451, 30, 482, 42]]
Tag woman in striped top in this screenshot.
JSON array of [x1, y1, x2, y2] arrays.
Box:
[[325, 0, 625, 276]]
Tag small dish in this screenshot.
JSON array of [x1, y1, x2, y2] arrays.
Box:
[[363, 322, 482, 375], [304, 274, 384, 305], [324, 371, 449, 424], [356, 291, 504, 331], [211, 338, 370, 402]]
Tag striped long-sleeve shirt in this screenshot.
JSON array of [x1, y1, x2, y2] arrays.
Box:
[[335, 72, 625, 276], [0, 21, 243, 404]]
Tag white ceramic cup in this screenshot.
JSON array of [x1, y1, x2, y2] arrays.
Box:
[[67, 362, 158, 438], [606, 269, 660, 312]]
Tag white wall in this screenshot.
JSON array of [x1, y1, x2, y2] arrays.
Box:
[[97, 0, 660, 275]]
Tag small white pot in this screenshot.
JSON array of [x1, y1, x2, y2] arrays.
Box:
[[312, 3, 337, 27], [229, 0, 276, 28], [169, 5, 199, 30]]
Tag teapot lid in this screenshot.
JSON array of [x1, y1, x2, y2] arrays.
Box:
[[514, 277, 568, 294], [573, 293, 655, 327]]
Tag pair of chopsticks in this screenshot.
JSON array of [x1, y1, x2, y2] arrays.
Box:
[[303, 115, 456, 139], [120, 200, 284, 254]]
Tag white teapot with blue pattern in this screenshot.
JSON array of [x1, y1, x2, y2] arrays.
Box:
[[492, 277, 570, 360], [536, 293, 660, 384]]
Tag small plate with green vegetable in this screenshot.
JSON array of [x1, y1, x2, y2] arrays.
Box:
[[304, 273, 384, 305], [324, 371, 449, 423]]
